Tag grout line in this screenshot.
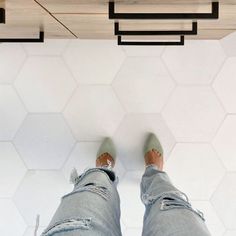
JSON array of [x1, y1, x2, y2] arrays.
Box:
[[11, 196, 29, 228], [210, 52, 227, 87], [16, 54, 66, 58], [33, 0, 78, 39], [208, 200, 227, 234], [15, 44, 28, 75], [159, 58, 177, 114], [209, 172, 229, 229], [110, 57, 129, 114], [209, 171, 227, 203], [11, 170, 30, 225], [211, 84, 227, 113], [21, 43, 30, 56], [59, 118, 77, 169], [59, 141, 77, 173], [59, 39, 72, 56], [11, 85, 29, 114], [110, 52, 127, 85], [12, 141, 29, 170], [165, 141, 177, 162], [210, 143, 228, 173], [209, 111, 227, 143], [160, 49, 177, 85], [60, 55, 79, 88], [160, 85, 177, 115], [111, 85, 128, 114]]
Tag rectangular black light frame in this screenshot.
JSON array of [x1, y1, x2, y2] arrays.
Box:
[[0, 8, 44, 43], [114, 21, 197, 36], [0, 31, 44, 43], [109, 1, 219, 20], [118, 35, 185, 46], [0, 8, 5, 23]]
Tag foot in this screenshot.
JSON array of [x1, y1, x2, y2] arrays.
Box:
[[96, 137, 116, 168], [143, 133, 164, 170], [145, 149, 163, 171], [96, 152, 115, 168]]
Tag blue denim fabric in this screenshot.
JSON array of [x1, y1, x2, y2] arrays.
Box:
[[41, 165, 211, 236], [141, 165, 211, 236]]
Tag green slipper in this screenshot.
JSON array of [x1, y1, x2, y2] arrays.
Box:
[[143, 133, 163, 157], [96, 137, 116, 162]]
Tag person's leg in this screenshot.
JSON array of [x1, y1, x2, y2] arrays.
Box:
[[141, 134, 211, 236], [41, 138, 122, 236]]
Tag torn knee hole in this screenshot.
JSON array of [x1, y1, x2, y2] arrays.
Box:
[[160, 196, 205, 221], [160, 195, 191, 210], [42, 218, 92, 236], [75, 183, 110, 200], [84, 183, 95, 187]]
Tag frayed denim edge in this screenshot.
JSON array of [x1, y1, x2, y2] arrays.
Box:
[[142, 190, 205, 221], [41, 218, 92, 236]]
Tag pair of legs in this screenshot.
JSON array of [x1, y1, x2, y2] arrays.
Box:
[[41, 134, 211, 236]]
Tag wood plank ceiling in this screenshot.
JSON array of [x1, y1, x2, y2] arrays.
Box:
[[0, 0, 236, 40]]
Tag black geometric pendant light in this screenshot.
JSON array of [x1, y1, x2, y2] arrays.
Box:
[[0, 8, 44, 43], [109, 1, 219, 46]]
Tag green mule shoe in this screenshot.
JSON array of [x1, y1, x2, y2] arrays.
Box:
[[143, 133, 163, 158], [96, 137, 116, 162]]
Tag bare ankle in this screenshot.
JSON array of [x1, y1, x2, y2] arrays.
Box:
[[96, 153, 115, 168], [145, 149, 163, 170]]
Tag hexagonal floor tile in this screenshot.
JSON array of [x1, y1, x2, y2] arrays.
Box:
[[211, 173, 236, 229], [24, 226, 45, 236], [162, 86, 225, 142], [14, 114, 75, 169], [113, 114, 175, 170], [14, 57, 76, 112], [63, 86, 125, 141], [120, 219, 127, 236], [213, 58, 236, 113], [13, 170, 71, 226], [0, 44, 26, 84], [162, 40, 226, 84], [166, 143, 225, 200], [224, 230, 236, 236], [112, 57, 175, 113], [0, 85, 27, 140], [0, 143, 26, 198], [191, 201, 225, 236], [63, 142, 126, 181], [118, 171, 145, 228], [23, 39, 69, 56], [0, 199, 27, 236], [122, 45, 165, 57], [212, 115, 236, 171], [63, 40, 126, 84], [123, 227, 143, 236], [221, 32, 236, 56]]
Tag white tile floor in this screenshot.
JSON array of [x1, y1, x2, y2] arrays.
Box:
[[0, 34, 236, 236]]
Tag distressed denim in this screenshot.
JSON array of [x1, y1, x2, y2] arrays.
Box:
[[41, 165, 211, 236], [141, 165, 211, 236]]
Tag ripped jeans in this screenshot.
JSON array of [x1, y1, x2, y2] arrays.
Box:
[[41, 165, 211, 236]]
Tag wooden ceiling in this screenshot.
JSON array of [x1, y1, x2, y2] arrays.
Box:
[[0, 0, 236, 40]]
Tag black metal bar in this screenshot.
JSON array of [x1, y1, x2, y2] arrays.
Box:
[[0, 8, 5, 23], [0, 31, 44, 43], [117, 35, 185, 46], [109, 1, 219, 20], [115, 21, 197, 36]]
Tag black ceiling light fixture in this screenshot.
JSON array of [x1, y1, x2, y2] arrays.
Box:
[[109, 1, 219, 46], [0, 8, 44, 43], [0, 8, 5, 23]]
